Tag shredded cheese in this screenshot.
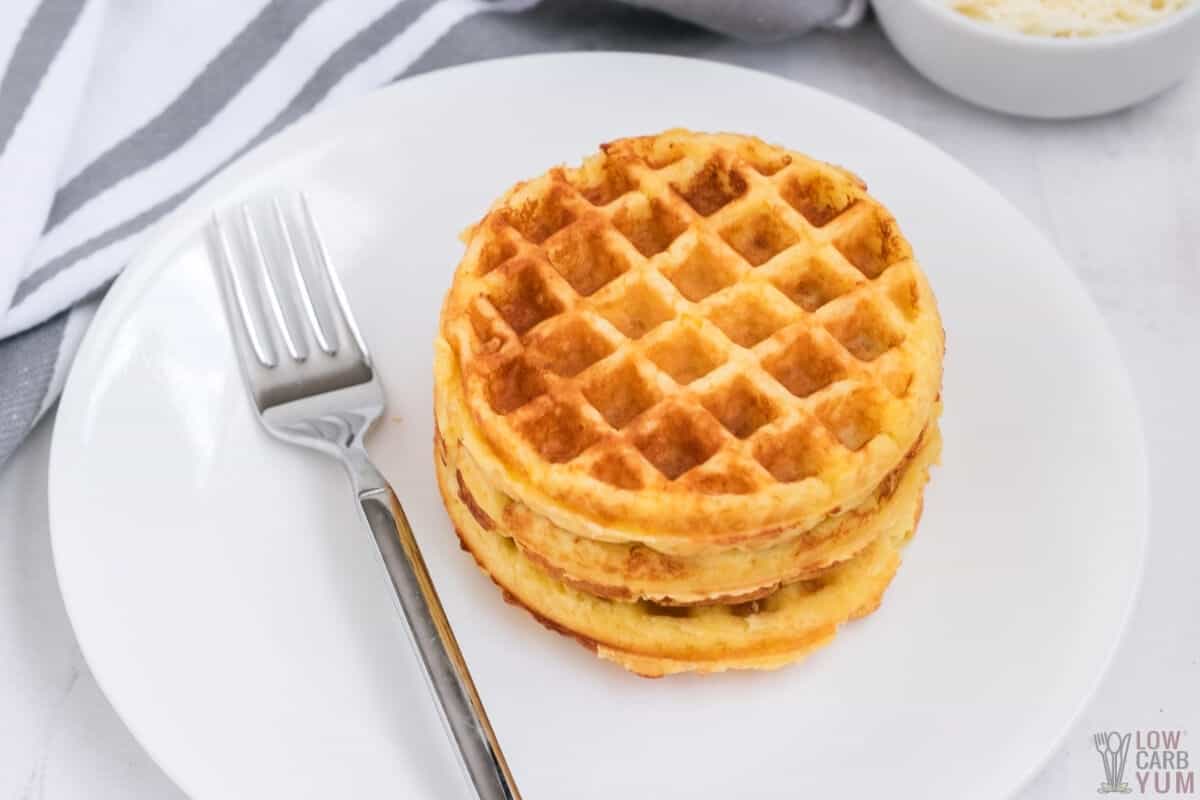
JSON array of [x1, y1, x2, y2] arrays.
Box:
[[948, 0, 1191, 36]]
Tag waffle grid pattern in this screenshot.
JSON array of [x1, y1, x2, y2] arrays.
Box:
[[448, 133, 934, 506]]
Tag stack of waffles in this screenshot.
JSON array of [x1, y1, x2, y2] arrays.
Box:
[[433, 130, 944, 677]]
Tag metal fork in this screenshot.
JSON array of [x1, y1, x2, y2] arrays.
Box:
[[205, 191, 521, 800]]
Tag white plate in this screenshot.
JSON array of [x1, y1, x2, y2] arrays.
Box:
[[49, 53, 1147, 800]]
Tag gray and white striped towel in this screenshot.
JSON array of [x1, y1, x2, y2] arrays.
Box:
[[0, 0, 866, 468]]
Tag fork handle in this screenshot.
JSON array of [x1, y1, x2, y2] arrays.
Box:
[[347, 450, 521, 800]]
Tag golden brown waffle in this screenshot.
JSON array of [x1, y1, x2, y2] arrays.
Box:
[[435, 428, 931, 678], [437, 350, 941, 605], [439, 130, 943, 554]]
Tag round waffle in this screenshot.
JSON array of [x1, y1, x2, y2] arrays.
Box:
[[437, 349, 941, 605], [439, 130, 943, 554], [435, 430, 932, 678]]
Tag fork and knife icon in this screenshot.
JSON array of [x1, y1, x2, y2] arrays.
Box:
[[1093, 731, 1133, 794]]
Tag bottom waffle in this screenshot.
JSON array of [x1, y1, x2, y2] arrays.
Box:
[[435, 431, 936, 677]]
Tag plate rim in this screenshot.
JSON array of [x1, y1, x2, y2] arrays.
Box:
[[46, 50, 1150, 800]]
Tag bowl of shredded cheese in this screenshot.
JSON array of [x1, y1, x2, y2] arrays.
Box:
[[873, 0, 1200, 117], [949, 0, 1193, 37]]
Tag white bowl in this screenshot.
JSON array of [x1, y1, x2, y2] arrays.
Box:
[[872, 0, 1200, 118]]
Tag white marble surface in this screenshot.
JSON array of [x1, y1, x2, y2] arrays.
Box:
[[2, 21, 1198, 799]]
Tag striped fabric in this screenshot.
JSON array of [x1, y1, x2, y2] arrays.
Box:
[[0, 0, 865, 467]]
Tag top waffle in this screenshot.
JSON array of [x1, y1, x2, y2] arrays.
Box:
[[439, 130, 943, 552]]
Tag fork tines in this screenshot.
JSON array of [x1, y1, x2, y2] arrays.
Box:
[[206, 192, 372, 410]]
